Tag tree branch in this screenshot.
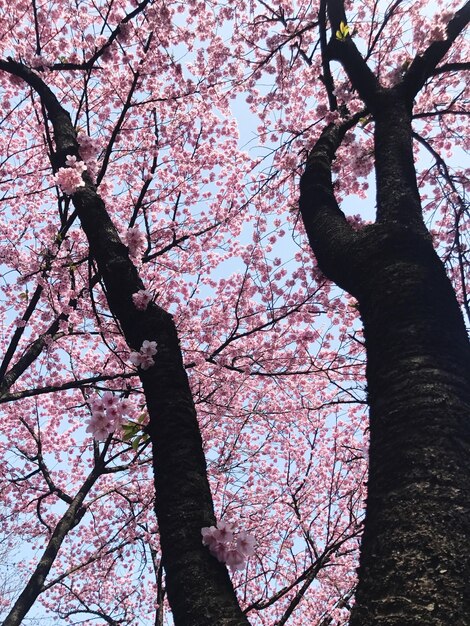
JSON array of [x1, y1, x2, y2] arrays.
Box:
[[0, 276, 99, 398], [431, 61, 470, 75], [326, 0, 381, 111], [299, 117, 361, 293], [403, 0, 470, 100], [2, 464, 101, 626], [39, 0, 153, 73], [319, 0, 337, 111], [0, 372, 135, 404]]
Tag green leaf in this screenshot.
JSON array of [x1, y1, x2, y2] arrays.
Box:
[[122, 421, 140, 441], [336, 21, 350, 41]]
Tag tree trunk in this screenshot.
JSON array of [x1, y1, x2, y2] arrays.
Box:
[[349, 224, 470, 626], [299, 117, 470, 625], [0, 59, 250, 626]]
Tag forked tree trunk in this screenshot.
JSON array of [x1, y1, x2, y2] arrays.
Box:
[[300, 113, 470, 625], [347, 91, 470, 626]]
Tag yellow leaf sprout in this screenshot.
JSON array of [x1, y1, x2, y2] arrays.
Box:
[[336, 21, 350, 41]]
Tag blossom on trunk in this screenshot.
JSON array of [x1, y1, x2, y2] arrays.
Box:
[[130, 340, 158, 370], [201, 521, 255, 571], [54, 155, 87, 195]]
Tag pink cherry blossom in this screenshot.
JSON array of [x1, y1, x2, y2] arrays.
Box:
[[132, 289, 152, 311], [213, 520, 234, 543], [86, 410, 114, 441], [0, 1, 467, 623], [77, 133, 101, 162], [90, 397, 106, 413], [201, 526, 217, 546], [225, 548, 246, 571], [119, 398, 132, 415], [139, 355, 156, 370], [54, 155, 87, 195], [209, 540, 229, 564], [102, 391, 116, 408], [140, 340, 157, 357], [65, 155, 87, 173], [129, 351, 144, 367], [130, 340, 158, 370], [86, 393, 128, 439], [106, 404, 122, 424], [125, 226, 146, 257], [201, 522, 254, 571], [236, 530, 255, 557]]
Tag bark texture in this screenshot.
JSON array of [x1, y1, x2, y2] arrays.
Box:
[[353, 227, 470, 626]]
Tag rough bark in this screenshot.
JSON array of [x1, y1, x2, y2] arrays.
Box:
[[374, 94, 423, 230], [351, 225, 470, 626]]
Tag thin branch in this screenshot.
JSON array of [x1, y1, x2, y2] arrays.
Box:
[[431, 61, 470, 75], [0, 275, 98, 398], [0, 372, 136, 404], [2, 461, 104, 626], [413, 131, 470, 324], [364, 0, 405, 62], [46, 0, 153, 72], [31, 0, 42, 56], [319, 0, 338, 111]]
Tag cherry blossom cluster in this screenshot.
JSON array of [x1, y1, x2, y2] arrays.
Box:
[[54, 155, 87, 195], [78, 133, 101, 162], [117, 21, 133, 44], [125, 226, 146, 257], [29, 53, 51, 69], [132, 289, 152, 311], [130, 340, 157, 370], [86, 392, 132, 440], [201, 521, 255, 571]]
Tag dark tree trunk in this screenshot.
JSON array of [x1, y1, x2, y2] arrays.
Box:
[[300, 117, 470, 626], [0, 59, 250, 626], [351, 226, 470, 626], [299, 4, 470, 621], [348, 92, 470, 625]]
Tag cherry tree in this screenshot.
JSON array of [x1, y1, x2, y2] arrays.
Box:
[[0, 1, 468, 625]]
